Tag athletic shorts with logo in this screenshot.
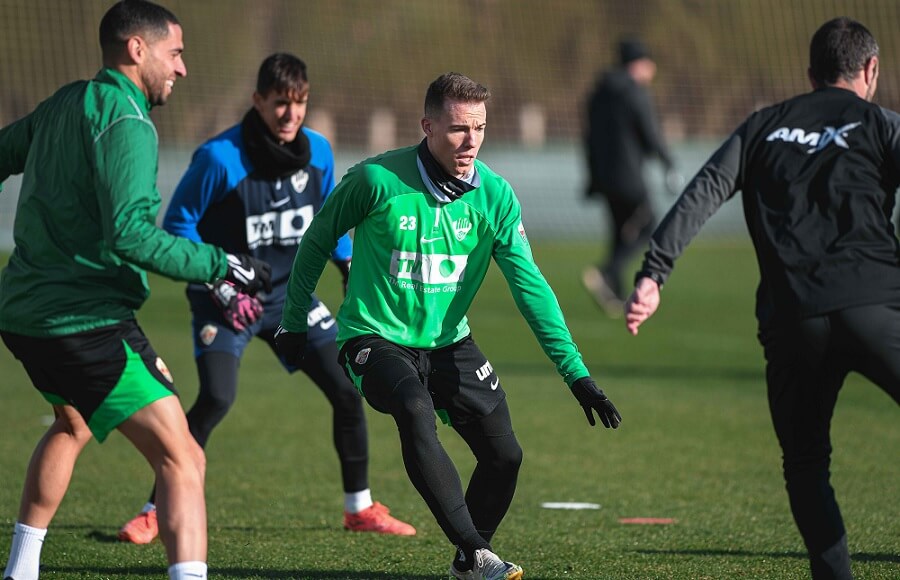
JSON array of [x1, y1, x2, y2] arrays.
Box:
[[188, 288, 337, 370], [1, 320, 177, 442], [339, 334, 505, 426]]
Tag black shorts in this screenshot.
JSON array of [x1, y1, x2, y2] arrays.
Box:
[[1, 320, 178, 442], [339, 334, 505, 426]]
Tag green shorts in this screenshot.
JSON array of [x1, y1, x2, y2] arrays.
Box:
[[1, 320, 178, 442]]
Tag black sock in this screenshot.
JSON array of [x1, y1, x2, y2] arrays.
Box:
[[453, 546, 476, 571]]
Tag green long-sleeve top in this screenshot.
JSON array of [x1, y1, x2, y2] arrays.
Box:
[[0, 68, 228, 336], [281, 145, 589, 386]]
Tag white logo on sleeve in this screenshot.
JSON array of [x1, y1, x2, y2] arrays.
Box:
[[517, 221, 529, 244], [308, 302, 335, 330]]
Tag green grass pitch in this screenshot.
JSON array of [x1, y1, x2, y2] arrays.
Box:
[[1, 241, 897, 579]]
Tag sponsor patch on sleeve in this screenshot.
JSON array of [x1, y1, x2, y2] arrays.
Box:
[[517, 221, 529, 244]]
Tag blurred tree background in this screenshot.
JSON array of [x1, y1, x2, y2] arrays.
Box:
[[3, 0, 900, 243], [3, 0, 900, 149]]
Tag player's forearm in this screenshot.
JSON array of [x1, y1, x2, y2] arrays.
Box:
[[112, 218, 228, 282], [499, 255, 589, 385], [282, 226, 334, 332]]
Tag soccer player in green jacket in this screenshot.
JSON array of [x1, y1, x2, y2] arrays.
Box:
[[276, 72, 622, 580], [0, 2, 269, 579]]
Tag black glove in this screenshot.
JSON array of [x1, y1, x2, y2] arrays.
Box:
[[570, 377, 621, 428], [208, 280, 263, 332], [274, 324, 307, 366], [224, 254, 272, 295]]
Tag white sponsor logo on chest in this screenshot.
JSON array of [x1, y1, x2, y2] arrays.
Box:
[[390, 250, 468, 284], [246, 205, 314, 249]]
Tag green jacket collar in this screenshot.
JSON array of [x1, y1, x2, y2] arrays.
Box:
[[94, 68, 152, 113]]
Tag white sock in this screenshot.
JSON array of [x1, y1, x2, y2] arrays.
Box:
[[168, 560, 207, 580], [142, 501, 156, 514], [3, 521, 47, 580], [344, 489, 373, 514]]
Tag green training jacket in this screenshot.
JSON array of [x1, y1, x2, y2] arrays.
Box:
[[281, 145, 589, 386], [0, 68, 228, 337]]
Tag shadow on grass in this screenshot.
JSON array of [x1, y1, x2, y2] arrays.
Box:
[[500, 360, 764, 381], [634, 548, 900, 563], [40, 566, 450, 579], [41, 568, 559, 580], [86, 529, 119, 543]]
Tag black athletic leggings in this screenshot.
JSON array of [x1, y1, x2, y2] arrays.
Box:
[[761, 303, 900, 580], [601, 194, 656, 297], [359, 353, 522, 555], [149, 339, 369, 502]]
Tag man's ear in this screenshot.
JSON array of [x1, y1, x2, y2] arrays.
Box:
[[125, 35, 145, 64], [421, 117, 432, 136], [865, 56, 879, 85]]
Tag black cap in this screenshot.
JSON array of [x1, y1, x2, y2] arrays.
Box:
[[619, 38, 650, 65]]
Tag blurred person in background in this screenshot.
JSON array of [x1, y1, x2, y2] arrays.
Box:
[[625, 17, 900, 580], [0, 1, 271, 579], [582, 36, 678, 317], [117, 52, 415, 546], [275, 72, 621, 580]]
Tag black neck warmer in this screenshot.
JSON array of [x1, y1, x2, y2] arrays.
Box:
[[416, 139, 477, 201], [241, 108, 311, 179]]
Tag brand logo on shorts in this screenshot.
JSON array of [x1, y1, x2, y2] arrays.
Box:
[[155, 357, 174, 383], [200, 324, 218, 346], [475, 360, 494, 381], [355, 347, 371, 365], [353, 348, 372, 365]]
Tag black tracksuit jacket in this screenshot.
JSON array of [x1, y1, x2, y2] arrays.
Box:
[[639, 86, 900, 330]]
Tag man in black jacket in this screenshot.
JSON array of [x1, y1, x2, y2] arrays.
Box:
[[582, 37, 675, 316], [625, 17, 900, 580]]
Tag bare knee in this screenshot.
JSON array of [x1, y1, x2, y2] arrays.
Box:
[[160, 435, 206, 477], [51, 405, 93, 447]]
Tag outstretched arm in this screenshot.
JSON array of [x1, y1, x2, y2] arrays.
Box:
[[625, 125, 745, 336], [625, 276, 661, 336]]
